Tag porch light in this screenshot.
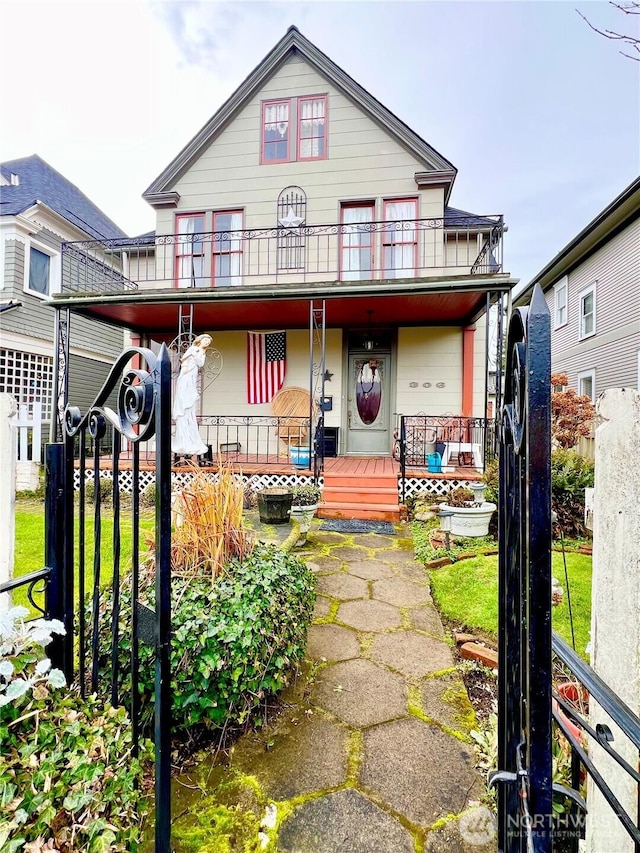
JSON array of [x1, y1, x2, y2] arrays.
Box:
[[363, 310, 375, 351]]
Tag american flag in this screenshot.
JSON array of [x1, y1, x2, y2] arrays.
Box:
[[247, 331, 286, 404]]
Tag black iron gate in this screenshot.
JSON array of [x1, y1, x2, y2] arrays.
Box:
[[55, 344, 172, 851], [494, 284, 553, 851], [493, 284, 640, 852]]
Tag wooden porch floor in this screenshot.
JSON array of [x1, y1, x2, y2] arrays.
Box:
[[78, 452, 481, 481]]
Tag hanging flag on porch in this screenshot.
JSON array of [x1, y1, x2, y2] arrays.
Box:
[[247, 331, 286, 404]]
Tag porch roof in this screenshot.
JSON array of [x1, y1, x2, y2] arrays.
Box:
[[52, 273, 514, 338]]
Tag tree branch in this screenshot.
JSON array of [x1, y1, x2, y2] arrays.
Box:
[[576, 2, 640, 60]]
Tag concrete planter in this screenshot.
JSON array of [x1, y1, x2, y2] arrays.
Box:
[[289, 503, 318, 544], [439, 502, 497, 537]]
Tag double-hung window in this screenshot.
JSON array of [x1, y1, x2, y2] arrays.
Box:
[[25, 242, 59, 298], [262, 100, 290, 163], [579, 283, 596, 339], [176, 214, 206, 288], [341, 203, 374, 280], [383, 199, 418, 278], [554, 276, 568, 328], [213, 211, 243, 286], [298, 97, 326, 160], [578, 369, 595, 402], [261, 95, 327, 163]]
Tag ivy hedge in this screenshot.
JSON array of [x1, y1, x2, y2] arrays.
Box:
[[97, 543, 316, 735]]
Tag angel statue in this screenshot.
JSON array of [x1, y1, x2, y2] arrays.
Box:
[[172, 333, 212, 457]]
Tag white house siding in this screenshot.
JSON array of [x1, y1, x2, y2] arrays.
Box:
[[396, 327, 463, 415], [545, 218, 640, 396], [153, 55, 448, 284], [200, 328, 343, 428]]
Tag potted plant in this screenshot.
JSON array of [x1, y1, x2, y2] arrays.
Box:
[[289, 482, 322, 544], [256, 487, 294, 524], [439, 486, 497, 538]]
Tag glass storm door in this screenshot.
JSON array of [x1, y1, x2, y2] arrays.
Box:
[[346, 354, 391, 454]]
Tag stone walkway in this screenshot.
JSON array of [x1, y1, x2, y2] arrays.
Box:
[[174, 525, 497, 852]]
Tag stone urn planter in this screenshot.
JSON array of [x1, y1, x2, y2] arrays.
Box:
[[439, 487, 496, 538], [257, 488, 293, 525], [289, 483, 322, 545]]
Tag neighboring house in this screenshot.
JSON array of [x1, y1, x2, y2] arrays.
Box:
[[516, 176, 640, 402], [50, 27, 514, 517], [0, 155, 127, 438]]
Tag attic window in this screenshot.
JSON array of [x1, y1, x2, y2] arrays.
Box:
[[261, 95, 327, 164]]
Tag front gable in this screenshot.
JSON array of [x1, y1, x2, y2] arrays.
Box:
[[144, 26, 456, 218]]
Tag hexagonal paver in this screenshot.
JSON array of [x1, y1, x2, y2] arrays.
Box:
[[337, 599, 401, 632], [329, 545, 368, 562], [373, 577, 432, 607], [313, 595, 332, 620], [350, 534, 395, 549], [375, 549, 421, 565], [307, 624, 360, 662], [395, 560, 429, 582], [311, 555, 344, 573], [420, 673, 475, 733], [424, 818, 497, 853], [311, 531, 348, 545], [317, 573, 369, 601], [370, 631, 454, 676], [408, 605, 446, 637], [362, 717, 478, 827], [233, 714, 349, 800], [311, 659, 406, 727], [279, 789, 415, 853], [347, 560, 395, 580]]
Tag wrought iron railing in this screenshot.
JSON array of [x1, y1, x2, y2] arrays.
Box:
[[195, 414, 314, 470], [397, 414, 491, 497], [60, 214, 504, 294], [551, 633, 640, 851]]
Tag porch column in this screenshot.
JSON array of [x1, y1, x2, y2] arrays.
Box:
[[462, 325, 475, 417]]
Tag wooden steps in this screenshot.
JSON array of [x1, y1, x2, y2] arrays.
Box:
[[319, 468, 401, 521]]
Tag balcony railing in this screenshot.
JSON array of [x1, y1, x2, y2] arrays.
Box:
[[60, 215, 504, 295]]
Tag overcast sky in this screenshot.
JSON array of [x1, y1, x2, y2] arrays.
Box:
[[2, 0, 638, 287]]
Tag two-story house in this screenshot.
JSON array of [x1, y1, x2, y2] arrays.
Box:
[[51, 27, 514, 518], [516, 176, 640, 402], [0, 155, 127, 441]]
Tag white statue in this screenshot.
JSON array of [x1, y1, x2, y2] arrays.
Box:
[[172, 334, 212, 457]]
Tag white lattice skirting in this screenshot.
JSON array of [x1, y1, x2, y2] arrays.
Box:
[[74, 469, 473, 503], [73, 469, 321, 494]]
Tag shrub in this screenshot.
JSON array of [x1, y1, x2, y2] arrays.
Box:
[[139, 481, 156, 508], [84, 477, 114, 503], [0, 607, 150, 851], [551, 449, 594, 538], [445, 486, 475, 507], [97, 544, 315, 735], [551, 373, 595, 449]]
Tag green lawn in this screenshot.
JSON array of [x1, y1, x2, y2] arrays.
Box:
[[13, 500, 154, 614], [429, 550, 592, 659]]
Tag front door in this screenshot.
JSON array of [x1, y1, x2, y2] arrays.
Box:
[[346, 353, 391, 454]]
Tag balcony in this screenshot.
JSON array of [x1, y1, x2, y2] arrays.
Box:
[[61, 214, 504, 296]]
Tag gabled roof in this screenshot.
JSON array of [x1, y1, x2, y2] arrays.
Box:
[[516, 175, 640, 306], [0, 155, 127, 240], [143, 26, 457, 204], [444, 206, 499, 229]]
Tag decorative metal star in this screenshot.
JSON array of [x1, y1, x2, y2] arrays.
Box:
[[278, 207, 305, 229], [324, 369, 334, 382]]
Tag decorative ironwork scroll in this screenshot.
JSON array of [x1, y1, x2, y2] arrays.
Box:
[[61, 344, 172, 853]]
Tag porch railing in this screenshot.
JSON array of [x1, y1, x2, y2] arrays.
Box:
[[60, 214, 504, 295], [194, 414, 315, 470]]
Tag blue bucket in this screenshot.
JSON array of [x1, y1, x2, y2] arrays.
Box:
[[427, 452, 442, 473], [290, 446, 311, 469]]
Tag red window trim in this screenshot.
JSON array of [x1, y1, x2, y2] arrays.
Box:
[[339, 201, 375, 281], [174, 212, 206, 288], [212, 210, 244, 287], [297, 94, 328, 162], [260, 98, 291, 165], [383, 198, 419, 276]]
